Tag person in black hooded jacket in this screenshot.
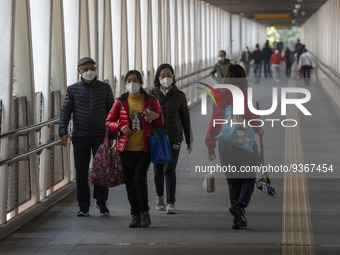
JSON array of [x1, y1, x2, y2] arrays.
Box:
[[149, 63, 193, 214]]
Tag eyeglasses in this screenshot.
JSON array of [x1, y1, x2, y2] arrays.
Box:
[[79, 67, 96, 72]]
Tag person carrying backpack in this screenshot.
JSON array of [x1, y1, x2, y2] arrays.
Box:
[[205, 64, 264, 229]]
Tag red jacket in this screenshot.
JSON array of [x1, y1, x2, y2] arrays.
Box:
[[205, 88, 261, 155], [106, 90, 164, 153], [269, 53, 283, 66]]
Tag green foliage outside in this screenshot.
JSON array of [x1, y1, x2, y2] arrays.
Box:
[[266, 26, 301, 50]]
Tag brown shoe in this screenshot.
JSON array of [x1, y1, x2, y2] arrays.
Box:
[[140, 211, 151, 228], [129, 214, 141, 228]]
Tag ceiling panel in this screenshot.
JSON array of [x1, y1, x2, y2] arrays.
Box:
[[204, 0, 327, 26]]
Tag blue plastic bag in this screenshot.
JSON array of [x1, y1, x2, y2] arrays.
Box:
[[150, 128, 173, 163], [215, 106, 255, 152]]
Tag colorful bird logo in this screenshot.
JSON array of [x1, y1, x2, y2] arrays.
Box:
[[196, 82, 222, 106]]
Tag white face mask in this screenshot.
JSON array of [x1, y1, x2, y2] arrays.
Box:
[[126, 82, 140, 94], [275, 50, 279, 54], [219, 56, 224, 61], [81, 70, 96, 80], [159, 77, 173, 88]]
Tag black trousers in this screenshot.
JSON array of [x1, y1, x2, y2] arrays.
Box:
[[154, 146, 181, 204], [263, 59, 272, 78], [120, 151, 151, 215], [72, 136, 109, 209], [301, 65, 311, 78], [301, 65, 312, 84], [285, 62, 292, 77]]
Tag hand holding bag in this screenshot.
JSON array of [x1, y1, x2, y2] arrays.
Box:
[[202, 174, 216, 193], [149, 127, 173, 164], [90, 130, 124, 188]]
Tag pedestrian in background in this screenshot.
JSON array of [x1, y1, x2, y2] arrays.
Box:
[[269, 49, 283, 82], [262, 41, 273, 78], [283, 48, 295, 78], [149, 64, 193, 214], [252, 44, 263, 84], [299, 48, 313, 85], [210, 50, 231, 82], [241, 46, 252, 76], [295, 39, 304, 64]]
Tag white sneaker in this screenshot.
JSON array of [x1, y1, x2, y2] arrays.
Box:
[[166, 203, 176, 214], [156, 196, 165, 211]]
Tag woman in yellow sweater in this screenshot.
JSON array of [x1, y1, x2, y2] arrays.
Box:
[[106, 70, 164, 228]]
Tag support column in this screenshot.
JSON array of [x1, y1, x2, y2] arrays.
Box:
[[0, 0, 16, 225], [229, 12, 232, 60], [97, 0, 105, 80], [135, 0, 142, 71], [30, 0, 53, 200]]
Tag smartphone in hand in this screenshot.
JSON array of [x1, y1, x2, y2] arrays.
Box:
[[143, 108, 152, 123], [143, 107, 151, 116]]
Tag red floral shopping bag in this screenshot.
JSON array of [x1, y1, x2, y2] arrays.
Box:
[[90, 131, 124, 188]]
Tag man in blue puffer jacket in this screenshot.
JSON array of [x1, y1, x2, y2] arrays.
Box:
[[59, 57, 115, 217]]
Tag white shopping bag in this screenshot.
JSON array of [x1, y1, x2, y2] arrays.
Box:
[[202, 174, 216, 193]]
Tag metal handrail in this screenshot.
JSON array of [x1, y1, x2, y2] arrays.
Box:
[[176, 56, 241, 90], [143, 65, 213, 92], [176, 66, 212, 81], [310, 52, 340, 81], [178, 74, 211, 90], [0, 139, 61, 167], [0, 118, 59, 140], [0, 66, 214, 167]]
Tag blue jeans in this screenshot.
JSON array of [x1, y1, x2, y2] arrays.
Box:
[[218, 140, 256, 207], [226, 178, 255, 207], [154, 146, 181, 204]]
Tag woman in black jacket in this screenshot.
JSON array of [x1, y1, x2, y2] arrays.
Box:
[[150, 63, 193, 214]]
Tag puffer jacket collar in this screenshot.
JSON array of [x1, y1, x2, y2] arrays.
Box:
[[153, 84, 179, 98], [79, 76, 98, 86]]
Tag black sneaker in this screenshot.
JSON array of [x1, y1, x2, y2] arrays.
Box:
[[232, 217, 247, 229], [129, 214, 141, 228], [140, 211, 151, 228], [77, 208, 89, 217], [95, 201, 110, 216], [229, 203, 247, 225]]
